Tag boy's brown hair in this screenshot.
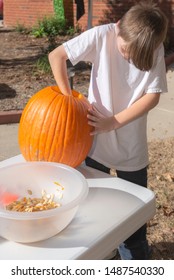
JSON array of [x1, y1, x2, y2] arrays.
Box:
[[118, 1, 168, 71]]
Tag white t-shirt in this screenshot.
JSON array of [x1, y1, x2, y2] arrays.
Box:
[[63, 23, 167, 171]]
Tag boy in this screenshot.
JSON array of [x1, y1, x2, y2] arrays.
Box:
[[48, 1, 168, 259]]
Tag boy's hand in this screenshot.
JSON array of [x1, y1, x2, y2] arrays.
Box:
[[87, 106, 118, 135]]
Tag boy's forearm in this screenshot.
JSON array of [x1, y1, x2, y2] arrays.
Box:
[[114, 93, 160, 129], [48, 45, 72, 95], [88, 93, 160, 135]]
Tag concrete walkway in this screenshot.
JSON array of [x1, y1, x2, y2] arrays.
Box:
[[0, 67, 174, 162], [147, 68, 174, 140]]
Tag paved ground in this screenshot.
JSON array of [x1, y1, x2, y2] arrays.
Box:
[[0, 66, 174, 162], [147, 68, 174, 140]]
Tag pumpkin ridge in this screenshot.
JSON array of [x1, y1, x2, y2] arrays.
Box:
[[19, 88, 55, 160], [45, 88, 65, 161], [29, 90, 57, 160], [19, 92, 45, 160], [43, 95, 62, 161], [37, 92, 59, 160], [58, 96, 72, 163], [69, 96, 82, 166], [48, 95, 67, 161], [30, 91, 56, 161]]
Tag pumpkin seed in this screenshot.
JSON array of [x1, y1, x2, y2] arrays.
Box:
[[5, 189, 63, 212]]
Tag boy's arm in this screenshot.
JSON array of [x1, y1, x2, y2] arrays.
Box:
[[48, 45, 72, 95], [87, 93, 160, 135]]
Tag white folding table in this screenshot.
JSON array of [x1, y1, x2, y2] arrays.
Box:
[[0, 155, 156, 260]]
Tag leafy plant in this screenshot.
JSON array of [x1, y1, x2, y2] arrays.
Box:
[[31, 16, 69, 38], [53, 0, 65, 20]]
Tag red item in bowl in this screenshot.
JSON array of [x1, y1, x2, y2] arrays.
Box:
[[1, 192, 19, 206]]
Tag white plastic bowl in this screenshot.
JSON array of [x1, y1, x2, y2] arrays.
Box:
[[0, 162, 88, 243]]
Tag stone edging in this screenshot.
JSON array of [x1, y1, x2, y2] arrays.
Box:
[[0, 110, 23, 125]]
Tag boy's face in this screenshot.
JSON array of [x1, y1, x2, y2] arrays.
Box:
[[117, 36, 129, 60]]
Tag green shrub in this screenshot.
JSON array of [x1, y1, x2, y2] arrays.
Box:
[[31, 16, 70, 38]]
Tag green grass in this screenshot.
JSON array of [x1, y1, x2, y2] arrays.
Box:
[[34, 55, 51, 74]]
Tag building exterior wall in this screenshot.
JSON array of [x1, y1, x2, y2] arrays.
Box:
[[3, 0, 54, 27]]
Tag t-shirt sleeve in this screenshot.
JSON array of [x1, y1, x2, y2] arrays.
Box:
[[63, 27, 97, 65], [145, 44, 168, 94]]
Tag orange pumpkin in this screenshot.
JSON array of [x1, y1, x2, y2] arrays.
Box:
[[18, 86, 93, 167]]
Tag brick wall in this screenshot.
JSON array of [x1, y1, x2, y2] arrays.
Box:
[[4, 0, 54, 27]]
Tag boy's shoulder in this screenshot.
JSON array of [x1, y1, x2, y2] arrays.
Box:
[[76, 24, 116, 43], [91, 23, 116, 37]]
